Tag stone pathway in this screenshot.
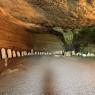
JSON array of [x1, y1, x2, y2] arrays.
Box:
[[0, 56, 95, 95]]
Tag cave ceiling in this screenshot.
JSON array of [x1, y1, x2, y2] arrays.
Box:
[[0, 0, 95, 30]]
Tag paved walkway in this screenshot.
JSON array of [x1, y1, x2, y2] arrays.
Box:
[[0, 56, 95, 95]]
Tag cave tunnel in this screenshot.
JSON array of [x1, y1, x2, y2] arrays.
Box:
[[0, 0, 95, 95]]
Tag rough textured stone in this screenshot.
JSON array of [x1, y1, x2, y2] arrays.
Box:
[[0, 0, 95, 28]]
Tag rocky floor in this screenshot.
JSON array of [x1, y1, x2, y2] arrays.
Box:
[[0, 56, 95, 95]]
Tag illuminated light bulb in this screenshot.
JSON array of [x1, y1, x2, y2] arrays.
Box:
[[7, 49, 12, 58], [13, 50, 16, 57], [17, 51, 21, 57], [1, 48, 7, 59]]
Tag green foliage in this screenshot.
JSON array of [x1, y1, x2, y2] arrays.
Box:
[[73, 26, 95, 51], [79, 26, 95, 45]]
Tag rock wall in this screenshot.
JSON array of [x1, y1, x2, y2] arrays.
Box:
[[32, 33, 63, 51], [0, 8, 32, 51]]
